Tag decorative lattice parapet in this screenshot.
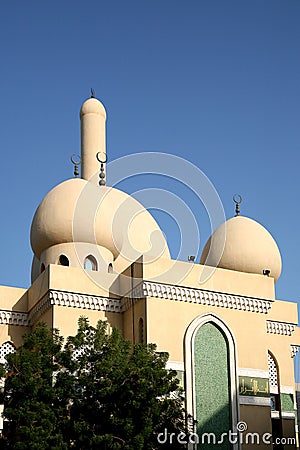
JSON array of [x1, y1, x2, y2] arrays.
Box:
[[49, 290, 122, 312], [266, 320, 296, 336], [0, 282, 276, 327], [0, 310, 28, 326], [29, 290, 123, 324], [0, 291, 123, 326], [290, 345, 300, 358], [129, 281, 273, 314]]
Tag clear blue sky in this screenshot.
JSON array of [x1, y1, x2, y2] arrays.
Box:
[[0, 1, 299, 311]]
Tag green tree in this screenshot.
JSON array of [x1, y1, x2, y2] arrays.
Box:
[[1, 318, 186, 449], [0, 323, 66, 450], [57, 317, 186, 449]]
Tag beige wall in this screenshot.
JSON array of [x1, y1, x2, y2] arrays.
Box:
[[0, 285, 27, 311], [146, 296, 298, 371], [143, 258, 275, 299]]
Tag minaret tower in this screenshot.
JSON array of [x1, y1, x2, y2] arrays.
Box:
[[80, 93, 107, 185]]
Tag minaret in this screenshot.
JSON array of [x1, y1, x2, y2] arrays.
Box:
[[80, 93, 107, 185]]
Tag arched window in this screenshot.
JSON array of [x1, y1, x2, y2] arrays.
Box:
[[58, 254, 69, 266], [268, 351, 283, 442], [138, 318, 144, 343], [84, 255, 98, 271], [268, 352, 280, 411], [268, 352, 279, 392], [0, 341, 16, 363], [108, 263, 113, 274], [40, 263, 45, 273]]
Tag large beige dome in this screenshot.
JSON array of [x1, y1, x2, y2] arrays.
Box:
[[200, 215, 282, 281], [30, 178, 170, 263]]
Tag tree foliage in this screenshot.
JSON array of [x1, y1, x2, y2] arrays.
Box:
[[0, 323, 66, 449], [0, 318, 186, 449]]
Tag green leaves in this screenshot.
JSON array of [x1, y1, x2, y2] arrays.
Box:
[[1, 319, 186, 449]]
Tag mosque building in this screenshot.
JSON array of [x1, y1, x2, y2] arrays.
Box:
[[0, 95, 299, 449]]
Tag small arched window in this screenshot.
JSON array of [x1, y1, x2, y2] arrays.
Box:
[[40, 263, 45, 273], [108, 263, 113, 274], [268, 351, 280, 412], [84, 255, 98, 271], [0, 341, 16, 363], [58, 254, 69, 266]]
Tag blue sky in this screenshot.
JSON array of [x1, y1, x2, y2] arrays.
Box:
[[0, 0, 299, 312]]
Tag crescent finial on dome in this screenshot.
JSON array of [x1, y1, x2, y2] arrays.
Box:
[[233, 194, 242, 216]]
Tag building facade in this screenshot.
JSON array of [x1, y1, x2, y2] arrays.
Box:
[[0, 96, 299, 449]]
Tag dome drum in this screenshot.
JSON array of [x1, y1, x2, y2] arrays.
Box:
[[40, 242, 114, 271], [31, 243, 114, 282]]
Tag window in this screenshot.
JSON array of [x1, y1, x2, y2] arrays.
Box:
[[268, 352, 279, 390], [0, 341, 16, 363], [84, 255, 98, 271], [268, 351, 283, 443], [108, 263, 113, 273], [58, 254, 69, 266], [270, 394, 280, 411], [40, 263, 45, 273]]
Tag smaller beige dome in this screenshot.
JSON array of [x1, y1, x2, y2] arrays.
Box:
[[80, 98, 106, 118], [200, 215, 282, 281]]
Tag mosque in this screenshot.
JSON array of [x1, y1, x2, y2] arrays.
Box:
[[0, 95, 299, 449]]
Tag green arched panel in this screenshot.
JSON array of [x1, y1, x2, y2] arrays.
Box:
[[194, 322, 231, 449]]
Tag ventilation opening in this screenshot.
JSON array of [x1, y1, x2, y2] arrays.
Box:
[[268, 352, 279, 390], [84, 255, 98, 271], [0, 341, 16, 363], [58, 254, 69, 266]]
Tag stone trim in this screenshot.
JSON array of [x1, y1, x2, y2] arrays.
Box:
[[238, 368, 269, 379], [166, 361, 184, 372], [0, 281, 276, 328], [28, 293, 51, 324], [0, 310, 28, 326], [281, 412, 295, 419], [131, 281, 273, 314], [0, 290, 123, 326], [28, 290, 122, 324], [290, 345, 300, 358], [280, 386, 295, 395], [239, 396, 270, 406], [266, 320, 296, 336]]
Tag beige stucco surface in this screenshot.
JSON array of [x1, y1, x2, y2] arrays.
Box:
[[201, 215, 282, 281], [143, 258, 276, 299], [0, 286, 27, 311]]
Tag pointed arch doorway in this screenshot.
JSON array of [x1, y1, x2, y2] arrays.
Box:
[[185, 314, 240, 450]]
